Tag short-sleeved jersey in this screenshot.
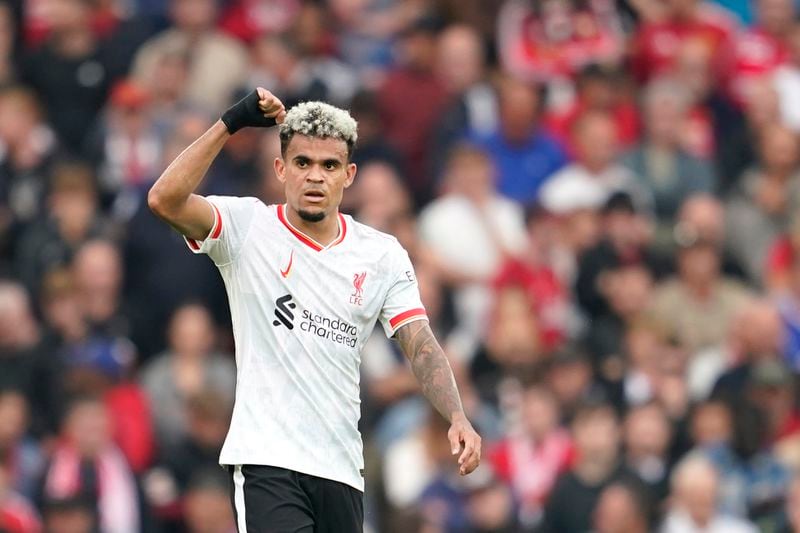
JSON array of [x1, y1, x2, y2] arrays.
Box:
[[184, 196, 427, 491]]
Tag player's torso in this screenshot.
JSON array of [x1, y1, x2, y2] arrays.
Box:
[[231, 204, 392, 359]]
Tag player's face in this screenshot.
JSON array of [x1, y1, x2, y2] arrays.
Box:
[[275, 134, 357, 222]]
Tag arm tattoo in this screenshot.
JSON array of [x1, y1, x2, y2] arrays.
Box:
[[394, 321, 463, 422]]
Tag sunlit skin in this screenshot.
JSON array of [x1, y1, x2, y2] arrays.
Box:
[[274, 135, 357, 245]]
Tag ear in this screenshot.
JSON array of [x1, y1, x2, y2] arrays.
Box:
[[274, 157, 286, 184], [343, 162, 357, 189]]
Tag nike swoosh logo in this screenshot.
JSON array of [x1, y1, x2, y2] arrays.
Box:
[[280, 250, 294, 278]]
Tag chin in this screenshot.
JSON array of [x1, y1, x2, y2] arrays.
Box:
[[298, 208, 326, 223]]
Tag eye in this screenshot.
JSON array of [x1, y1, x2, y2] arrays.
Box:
[[296, 159, 309, 168], [325, 162, 337, 171]]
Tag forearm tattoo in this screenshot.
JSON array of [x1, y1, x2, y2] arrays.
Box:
[[394, 321, 463, 422]]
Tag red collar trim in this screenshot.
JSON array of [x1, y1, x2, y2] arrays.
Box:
[[277, 204, 347, 251]]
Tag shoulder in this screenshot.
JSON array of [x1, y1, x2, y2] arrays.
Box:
[[206, 195, 270, 222], [206, 195, 265, 208]]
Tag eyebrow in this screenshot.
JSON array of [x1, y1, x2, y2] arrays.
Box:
[[292, 154, 344, 165]]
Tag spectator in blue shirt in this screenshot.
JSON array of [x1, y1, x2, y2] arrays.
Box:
[[469, 76, 568, 206]]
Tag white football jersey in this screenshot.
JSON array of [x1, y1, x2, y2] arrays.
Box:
[[184, 196, 427, 491]]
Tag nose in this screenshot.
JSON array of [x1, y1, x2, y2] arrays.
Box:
[[306, 164, 324, 183]]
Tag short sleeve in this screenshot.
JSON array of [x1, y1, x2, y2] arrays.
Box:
[[378, 243, 428, 338], [184, 195, 259, 266]]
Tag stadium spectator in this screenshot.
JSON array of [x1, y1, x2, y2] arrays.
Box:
[[418, 143, 527, 358], [131, 0, 248, 114], [648, 224, 752, 355], [181, 468, 236, 533], [545, 348, 603, 423], [623, 402, 673, 501], [0, 391, 43, 501], [469, 283, 543, 406], [0, 86, 59, 238], [140, 303, 235, 452], [20, 0, 124, 156], [661, 454, 758, 532], [469, 75, 568, 206], [38, 396, 141, 532], [632, 0, 737, 82], [377, 16, 449, 204], [14, 163, 108, 300], [86, 80, 163, 201], [544, 64, 640, 153], [496, 0, 625, 83], [539, 111, 644, 215], [711, 300, 785, 401], [0, 462, 40, 533], [773, 19, 800, 132], [678, 194, 747, 280], [71, 240, 129, 340], [156, 391, 232, 495], [349, 161, 413, 234], [430, 24, 497, 179], [575, 191, 659, 320], [621, 78, 716, 225], [541, 400, 641, 533], [729, 0, 794, 107], [726, 125, 800, 283], [246, 34, 354, 110], [585, 263, 656, 377], [0, 281, 62, 437], [219, 0, 302, 44], [347, 91, 404, 173], [592, 482, 651, 533], [488, 381, 573, 529], [491, 213, 573, 351]]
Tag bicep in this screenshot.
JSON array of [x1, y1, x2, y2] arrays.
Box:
[[154, 193, 215, 241]]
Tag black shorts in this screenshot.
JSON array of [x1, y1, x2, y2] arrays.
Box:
[[227, 465, 363, 533]]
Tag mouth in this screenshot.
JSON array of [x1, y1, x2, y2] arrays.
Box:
[[302, 190, 326, 203]]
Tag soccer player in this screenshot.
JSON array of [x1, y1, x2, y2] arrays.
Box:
[[147, 88, 481, 532]]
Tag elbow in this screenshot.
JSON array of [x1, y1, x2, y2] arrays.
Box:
[[147, 186, 167, 219]]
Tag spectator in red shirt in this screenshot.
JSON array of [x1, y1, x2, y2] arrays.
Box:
[[497, 0, 625, 83], [378, 17, 450, 205], [489, 381, 573, 529], [545, 64, 640, 154], [728, 0, 794, 107], [219, 0, 302, 44], [632, 0, 738, 83], [0, 463, 39, 533]]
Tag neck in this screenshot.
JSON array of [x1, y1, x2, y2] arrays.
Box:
[[286, 205, 341, 246]]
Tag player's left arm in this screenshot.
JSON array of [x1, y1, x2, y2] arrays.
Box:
[[394, 320, 481, 475]]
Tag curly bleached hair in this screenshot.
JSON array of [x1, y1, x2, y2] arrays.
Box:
[[278, 101, 358, 160]]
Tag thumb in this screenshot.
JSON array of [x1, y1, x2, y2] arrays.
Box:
[[449, 429, 461, 455]]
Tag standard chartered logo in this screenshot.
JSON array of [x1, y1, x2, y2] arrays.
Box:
[[272, 294, 296, 329], [271, 294, 358, 347]]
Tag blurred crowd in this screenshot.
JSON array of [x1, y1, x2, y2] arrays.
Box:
[[2, 0, 800, 531]]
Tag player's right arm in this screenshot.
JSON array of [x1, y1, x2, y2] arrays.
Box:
[[148, 88, 286, 240]]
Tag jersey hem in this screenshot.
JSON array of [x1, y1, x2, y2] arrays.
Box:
[[219, 458, 365, 492]]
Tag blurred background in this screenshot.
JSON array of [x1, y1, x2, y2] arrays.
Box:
[[1, 0, 800, 531]]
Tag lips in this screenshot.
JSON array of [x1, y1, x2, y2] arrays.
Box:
[[303, 190, 326, 202]]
